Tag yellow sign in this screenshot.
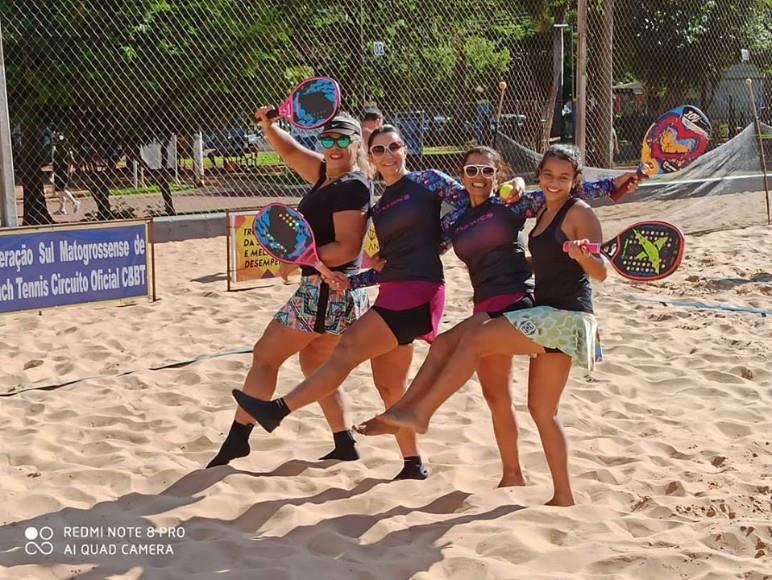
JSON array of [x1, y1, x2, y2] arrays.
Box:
[[229, 214, 380, 282], [362, 222, 380, 269], [230, 213, 281, 281]]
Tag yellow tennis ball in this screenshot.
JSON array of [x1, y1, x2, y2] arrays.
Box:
[[745, 78, 752, 86], [499, 81, 507, 91], [499, 177, 524, 200]]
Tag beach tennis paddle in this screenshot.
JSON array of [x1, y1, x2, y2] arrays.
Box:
[[253, 203, 334, 278], [563, 221, 685, 282], [609, 105, 710, 203], [266, 77, 341, 130], [638, 105, 711, 178]]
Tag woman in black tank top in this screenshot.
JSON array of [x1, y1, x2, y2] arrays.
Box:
[[207, 111, 373, 469], [362, 145, 612, 506]]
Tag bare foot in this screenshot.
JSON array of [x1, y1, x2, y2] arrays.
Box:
[[545, 494, 575, 507], [497, 473, 527, 488], [353, 416, 400, 436], [379, 409, 429, 434]]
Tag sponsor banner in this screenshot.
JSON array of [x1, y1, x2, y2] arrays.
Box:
[[0, 222, 152, 314], [229, 212, 281, 282], [362, 223, 379, 269]]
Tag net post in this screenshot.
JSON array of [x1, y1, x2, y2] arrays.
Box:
[[745, 78, 770, 225]]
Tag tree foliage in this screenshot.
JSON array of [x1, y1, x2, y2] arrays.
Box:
[[613, 0, 771, 107], [0, 0, 769, 219]]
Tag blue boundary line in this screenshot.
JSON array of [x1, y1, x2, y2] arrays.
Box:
[[635, 297, 770, 316], [1, 347, 252, 397]]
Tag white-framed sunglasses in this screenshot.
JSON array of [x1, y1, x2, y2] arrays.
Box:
[[369, 141, 405, 156], [463, 164, 496, 178]]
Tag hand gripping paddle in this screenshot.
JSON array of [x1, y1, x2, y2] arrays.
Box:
[[563, 221, 685, 282]]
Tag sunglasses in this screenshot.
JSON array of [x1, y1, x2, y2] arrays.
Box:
[[320, 135, 352, 149], [463, 164, 496, 178], [369, 141, 405, 156]]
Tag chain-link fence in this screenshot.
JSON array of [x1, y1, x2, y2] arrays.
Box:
[[0, 0, 769, 228], [0, 0, 554, 226], [585, 0, 771, 168]]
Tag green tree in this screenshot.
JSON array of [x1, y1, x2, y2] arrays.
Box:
[[2, 0, 285, 223], [613, 0, 770, 109]]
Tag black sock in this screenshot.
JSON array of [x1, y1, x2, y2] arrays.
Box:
[[274, 398, 291, 420], [231, 390, 290, 433], [206, 421, 253, 468], [319, 430, 360, 461], [393, 456, 429, 480]]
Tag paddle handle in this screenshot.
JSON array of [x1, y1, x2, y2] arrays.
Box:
[[266, 100, 291, 121], [296, 246, 336, 280], [562, 241, 601, 254]]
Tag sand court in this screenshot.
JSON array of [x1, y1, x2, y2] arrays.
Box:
[[1, 195, 770, 579]]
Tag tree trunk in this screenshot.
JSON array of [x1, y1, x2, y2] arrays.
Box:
[[20, 126, 52, 226], [89, 169, 112, 221], [587, 0, 614, 168]]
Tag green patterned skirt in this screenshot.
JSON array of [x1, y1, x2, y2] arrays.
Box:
[[503, 306, 601, 370]]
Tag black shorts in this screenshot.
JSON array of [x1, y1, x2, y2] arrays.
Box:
[[487, 294, 535, 318], [371, 303, 433, 345], [53, 175, 69, 191]]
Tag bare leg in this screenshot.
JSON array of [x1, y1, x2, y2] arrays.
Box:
[[527, 353, 574, 506], [299, 335, 360, 461], [298, 334, 347, 432], [62, 188, 78, 210], [369, 344, 417, 457], [355, 314, 488, 436], [235, 320, 318, 425], [379, 317, 544, 434], [208, 321, 318, 467], [278, 310, 399, 411], [65, 190, 81, 212], [478, 355, 525, 487]]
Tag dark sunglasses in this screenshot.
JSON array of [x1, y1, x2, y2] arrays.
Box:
[[320, 135, 352, 149], [463, 164, 496, 178], [369, 141, 405, 156]]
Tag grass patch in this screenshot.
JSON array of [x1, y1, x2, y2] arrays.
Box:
[[178, 152, 281, 169], [107, 182, 202, 197], [424, 146, 465, 156]]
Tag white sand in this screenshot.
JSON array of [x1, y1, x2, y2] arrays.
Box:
[[1, 192, 770, 579]]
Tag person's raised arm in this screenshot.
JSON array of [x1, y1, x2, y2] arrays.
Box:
[[413, 170, 469, 253], [255, 106, 324, 184], [492, 172, 643, 218]]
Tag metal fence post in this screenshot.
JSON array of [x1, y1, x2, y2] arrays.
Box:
[[0, 21, 18, 228], [575, 0, 587, 154]]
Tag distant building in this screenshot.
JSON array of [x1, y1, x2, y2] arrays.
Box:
[[708, 63, 765, 130]]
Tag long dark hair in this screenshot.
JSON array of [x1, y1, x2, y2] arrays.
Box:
[[536, 144, 584, 192]]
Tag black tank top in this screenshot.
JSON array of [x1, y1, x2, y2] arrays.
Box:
[[528, 197, 593, 313]]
